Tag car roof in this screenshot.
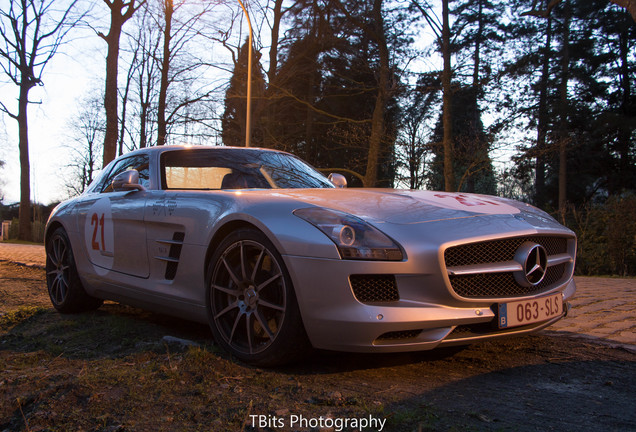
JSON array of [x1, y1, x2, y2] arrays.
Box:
[[122, 145, 292, 158]]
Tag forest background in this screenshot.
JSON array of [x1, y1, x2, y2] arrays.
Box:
[[0, 0, 634, 276]]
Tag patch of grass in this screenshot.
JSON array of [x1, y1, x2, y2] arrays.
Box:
[[1, 307, 174, 360], [0, 306, 47, 328], [384, 403, 441, 432]]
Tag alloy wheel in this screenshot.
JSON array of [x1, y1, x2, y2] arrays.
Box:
[[210, 239, 287, 355], [47, 233, 71, 306]]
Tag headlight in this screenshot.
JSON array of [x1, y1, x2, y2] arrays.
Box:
[[293, 208, 403, 261]]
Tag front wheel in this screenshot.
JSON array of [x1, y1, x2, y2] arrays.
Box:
[[46, 227, 102, 313], [206, 228, 310, 366]]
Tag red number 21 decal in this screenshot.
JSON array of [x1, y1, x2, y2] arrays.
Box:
[[90, 213, 105, 251]]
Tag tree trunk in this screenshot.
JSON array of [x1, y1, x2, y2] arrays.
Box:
[[18, 80, 33, 241], [616, 12, 633, 190], [535, 10, 552, 208], [363, 0, 389, 188], [118, 81, 129, 155], [102, 0, 139, 165], [140, 98, 149, 149], [157, 0, 173, 146], [472, 0, 483, 88], [305, 68, 316, 159], [558, 0, 570, 217], [409, 128, 419, 189], [268, 0, 283, 84], [118, 60, 134, 156], [139, 64, 152, 148], [442, 0, 455, 192], [103, 12, 124, 166], [87, 139, 95, 187], [263, 0, 284, 150], [465, 0, 484, 194], [365, 84, 387, 188]]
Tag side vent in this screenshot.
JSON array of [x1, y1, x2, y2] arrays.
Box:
[[154, 232, 185, 280]]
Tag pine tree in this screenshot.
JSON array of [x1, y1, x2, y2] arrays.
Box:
[[222, 39, 266, 147], [256, 0, 408, 186], [506, 0, 635, 208], [427, 86, 496, 194]]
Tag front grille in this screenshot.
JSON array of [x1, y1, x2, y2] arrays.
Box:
[[445, 236, 573, 299], [350, 275, 399, 303], [445, 236, 568, 267], [451, 263, 567, 298]]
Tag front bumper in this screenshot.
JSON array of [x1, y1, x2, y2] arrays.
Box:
[[284, 254, 576, 353]]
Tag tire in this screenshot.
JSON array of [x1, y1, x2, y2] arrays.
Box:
[[206, 228, 310, 366], [46, 227, 103, 313]]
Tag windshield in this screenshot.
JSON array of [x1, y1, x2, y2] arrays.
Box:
[[160, 148, 334, 190]]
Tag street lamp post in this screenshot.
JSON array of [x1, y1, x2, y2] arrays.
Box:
[[237, 0, 253, 147]]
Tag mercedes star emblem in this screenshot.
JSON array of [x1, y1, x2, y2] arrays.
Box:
[[514, 242, 548, 287]]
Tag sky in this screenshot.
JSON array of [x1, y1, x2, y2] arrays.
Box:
[[1, 29, 105, 206]]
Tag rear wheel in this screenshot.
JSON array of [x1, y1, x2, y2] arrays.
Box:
[[206, 228, 310, 366], [46, 227, 102, 313]]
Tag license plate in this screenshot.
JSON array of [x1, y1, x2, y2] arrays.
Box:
[[498, 293, 562, 329]]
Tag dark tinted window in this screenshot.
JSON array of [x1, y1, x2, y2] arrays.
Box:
[[161, 149, 333, 190]]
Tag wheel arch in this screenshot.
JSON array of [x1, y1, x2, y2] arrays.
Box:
[[203, 219, 312, 365], [203, 219, 262, 281], [44, 220, 66, 248]]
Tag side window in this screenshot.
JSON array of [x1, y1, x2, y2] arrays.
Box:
[[100, 155, 150, 193], [84, 169, 110, 194]]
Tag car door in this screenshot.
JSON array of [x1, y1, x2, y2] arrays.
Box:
[[75, 154, 151, 278], [139, 150, 226, 303]]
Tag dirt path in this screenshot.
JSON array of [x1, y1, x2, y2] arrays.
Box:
[[1, 261, 634, 431]]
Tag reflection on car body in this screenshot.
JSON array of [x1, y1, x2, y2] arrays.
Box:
[[45, 145, 577, 366]]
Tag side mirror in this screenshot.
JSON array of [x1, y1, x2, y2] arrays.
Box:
[[328, 173, 347, 188], [112, 170, 145, 192]]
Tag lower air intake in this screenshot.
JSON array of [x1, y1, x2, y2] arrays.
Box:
[[349, 274, 399, 303]]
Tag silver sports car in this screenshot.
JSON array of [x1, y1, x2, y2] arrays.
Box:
[[45, 145, 577, 366]]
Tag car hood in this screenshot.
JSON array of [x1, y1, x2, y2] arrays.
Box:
[[267, 189, 545, 225]]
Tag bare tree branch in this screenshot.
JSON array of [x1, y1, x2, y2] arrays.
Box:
[[521, 0, 563, 18], [0, 0, 84, 239]]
